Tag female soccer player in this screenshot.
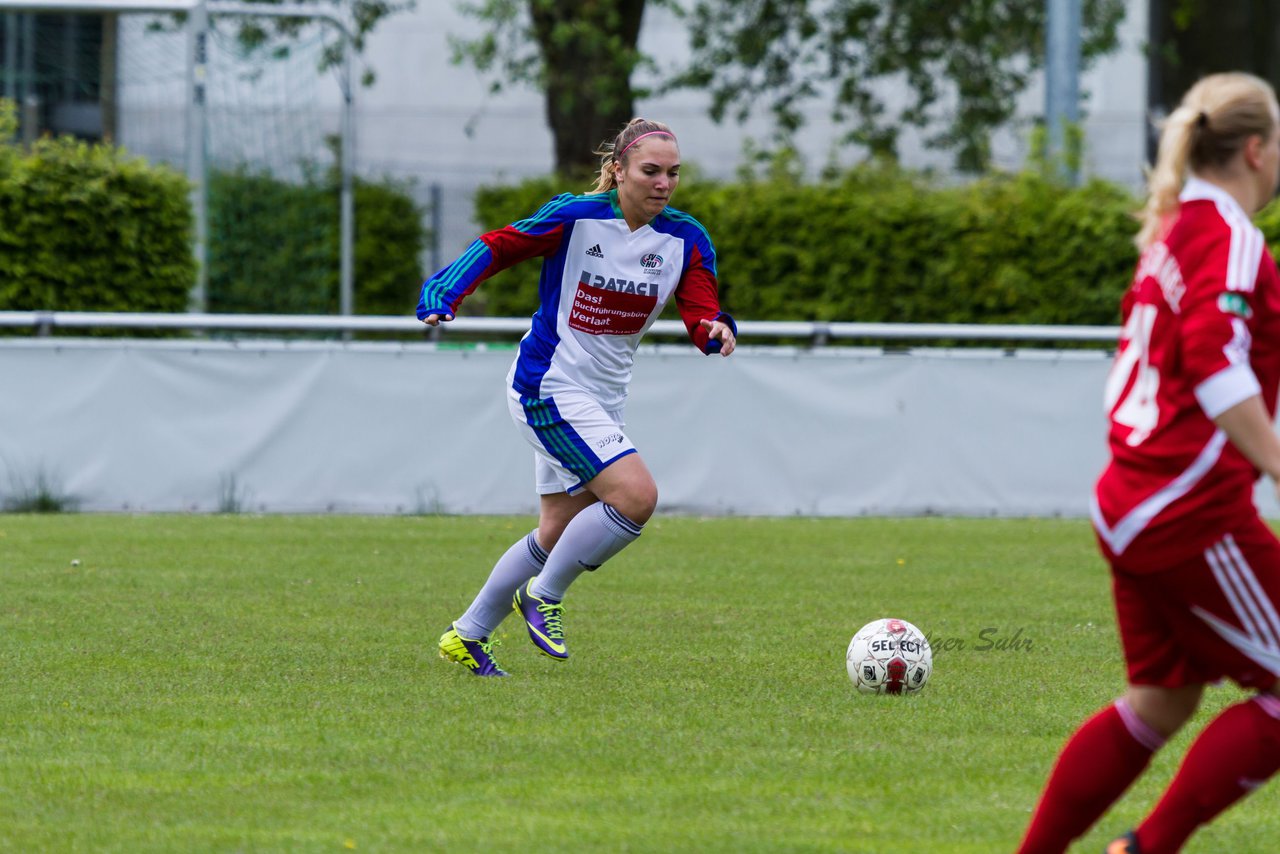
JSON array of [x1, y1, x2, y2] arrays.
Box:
[[422, 119, 736, 677], [1018, 72, 1280, 853]]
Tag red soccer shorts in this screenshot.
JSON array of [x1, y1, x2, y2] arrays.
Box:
[[1110, 514, 1280, 691]]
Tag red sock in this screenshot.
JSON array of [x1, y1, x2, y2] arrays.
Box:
[[1136, 694, 1280, 853], [1017, 700, 1164, 854]]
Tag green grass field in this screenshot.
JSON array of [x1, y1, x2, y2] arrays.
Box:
[[1, 514, 1276, 852]]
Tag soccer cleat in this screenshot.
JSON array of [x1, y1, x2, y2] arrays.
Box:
[[512, 580, 568, 660], [1104, 831, 1140, 854], [438, 624, 509, 676]]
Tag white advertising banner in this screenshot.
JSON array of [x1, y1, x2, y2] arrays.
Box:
[[4, 338, 1267, 518]]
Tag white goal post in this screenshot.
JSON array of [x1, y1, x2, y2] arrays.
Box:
[[0, 0, 357, 316]]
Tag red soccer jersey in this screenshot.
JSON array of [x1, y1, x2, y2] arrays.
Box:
[[1093, 177, 1280, 573]]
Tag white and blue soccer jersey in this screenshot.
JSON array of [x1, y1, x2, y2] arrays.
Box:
[[417, 190, 735, 410]]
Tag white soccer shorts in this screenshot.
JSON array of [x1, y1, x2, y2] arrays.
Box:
[[506, 385, 637, 495]]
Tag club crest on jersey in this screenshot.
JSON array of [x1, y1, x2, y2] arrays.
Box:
[[639, 252, 665, 277], [578, 270, 658, 297], [1218, 292, 1253, 320]]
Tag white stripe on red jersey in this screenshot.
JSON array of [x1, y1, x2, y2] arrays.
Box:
[[1195, 534, 1280, 675]]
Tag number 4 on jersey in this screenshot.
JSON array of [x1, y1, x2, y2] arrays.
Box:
[[1104, 303, 1161, 447]]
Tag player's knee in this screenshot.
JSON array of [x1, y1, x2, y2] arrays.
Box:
[[637, 483, 658, 523], [536, 522, 566, 552], [1126, 684, 1202, 738], [616, 482, 657, 526]]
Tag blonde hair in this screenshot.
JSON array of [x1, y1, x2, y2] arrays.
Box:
[[1137, 72, 1279, 249], [589, 118, 677, 193]]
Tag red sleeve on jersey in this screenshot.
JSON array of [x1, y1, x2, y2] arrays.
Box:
[[675, 244, 725, 352], [436, 225, 563, 313], [1179, 225, 1258, 390], [481, 224, 564, 269], [419, 225, 566, 318]]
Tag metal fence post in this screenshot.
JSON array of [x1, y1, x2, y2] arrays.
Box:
[[186, 0, 208, 312]]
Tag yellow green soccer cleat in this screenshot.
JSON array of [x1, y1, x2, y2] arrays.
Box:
[[438, 624, 509, 676], [512, 580, 568, 660]]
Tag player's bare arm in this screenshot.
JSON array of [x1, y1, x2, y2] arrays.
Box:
[[1213, 394, 1280, 497]]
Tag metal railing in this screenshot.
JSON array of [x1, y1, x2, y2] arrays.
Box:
[[0, 311, 1122, 345]]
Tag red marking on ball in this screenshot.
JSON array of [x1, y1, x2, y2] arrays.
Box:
[[885, 657, 908, 694]]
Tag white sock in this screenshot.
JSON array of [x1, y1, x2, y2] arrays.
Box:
[[530, 503, 643, 601], [454, 530, 547, 639]]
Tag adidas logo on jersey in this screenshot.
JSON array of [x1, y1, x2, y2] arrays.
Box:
[[586, 244, 604, 258]]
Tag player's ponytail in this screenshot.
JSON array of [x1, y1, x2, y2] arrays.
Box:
[[1137, 106, 1200, 250], [1137, 73, 1278, 250], [589, 118, 678, 194]]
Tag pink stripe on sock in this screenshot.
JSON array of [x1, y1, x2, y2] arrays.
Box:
[[1116, 698, 1167, 752], [1255, 693, 1280, 720]]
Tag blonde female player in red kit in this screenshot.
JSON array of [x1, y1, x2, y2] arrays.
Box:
[[1017, 72, 1280, 853]]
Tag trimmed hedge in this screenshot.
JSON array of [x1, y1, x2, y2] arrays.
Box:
[[0, 100, 195, 313], [0, 99, 428, 318], [15, 86, 1280, 331], [208, 168, 428, 316], [470, 166, 1146, 325]]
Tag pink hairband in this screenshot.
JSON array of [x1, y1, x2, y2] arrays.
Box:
[[617, 130, 676, 160]]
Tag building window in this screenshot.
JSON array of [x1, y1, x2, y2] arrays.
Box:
[[0, 12, 108, 141]]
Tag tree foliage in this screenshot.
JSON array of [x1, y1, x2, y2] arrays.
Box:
[[676, 0, 1127, 172], [207, 0, 411, 85], [451, 0, 666, 175], [454, 0, 1127, 174]]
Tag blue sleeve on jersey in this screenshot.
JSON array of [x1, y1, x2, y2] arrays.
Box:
[[657, 207, 718, 277], [416, 238, 495, 320], [694, 230, 718, 278], [415, 193, 612, 320], [512, 193, 595, 236]]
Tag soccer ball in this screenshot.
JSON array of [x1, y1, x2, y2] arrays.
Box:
[[846, 617, 932, 695]]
